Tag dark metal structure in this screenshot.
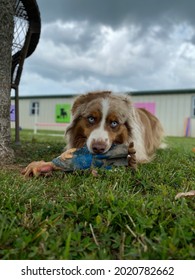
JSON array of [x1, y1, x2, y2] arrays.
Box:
[[12, 0, 41, 143]]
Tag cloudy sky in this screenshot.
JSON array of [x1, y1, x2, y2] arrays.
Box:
[[18, 0, 195, 96]]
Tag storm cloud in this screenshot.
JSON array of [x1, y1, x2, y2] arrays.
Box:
[[19, 0, 195, 95]]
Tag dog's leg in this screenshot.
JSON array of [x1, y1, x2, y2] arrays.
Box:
[[21, 161, 62, 177], [127, 142, 137, 170]]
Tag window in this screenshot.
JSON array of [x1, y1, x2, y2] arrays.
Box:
[[192, 96, 195, 118], [30, 101, 39, 115]]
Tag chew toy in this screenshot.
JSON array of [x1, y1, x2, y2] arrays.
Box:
[[22, 143, 136, 177], [53, 144, 129, 170]]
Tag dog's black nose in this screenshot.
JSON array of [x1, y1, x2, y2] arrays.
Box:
[[92, 142, 107, 154]]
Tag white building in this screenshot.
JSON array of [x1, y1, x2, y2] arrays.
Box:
[[11, 89, 195, 137]]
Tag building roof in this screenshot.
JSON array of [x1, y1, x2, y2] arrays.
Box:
[[11, 94, 75, 99], [129, 88, 195, 96], [11, 88, 195, 99], [127, 88, 195, 95]]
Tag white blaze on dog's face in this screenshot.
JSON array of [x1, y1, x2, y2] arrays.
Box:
[[65, 92, 132, 153], [86, 99, 110, 153], [85, 98, 130, 154]]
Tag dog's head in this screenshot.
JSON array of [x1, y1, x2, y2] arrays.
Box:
[[65, 91, 134, 154]]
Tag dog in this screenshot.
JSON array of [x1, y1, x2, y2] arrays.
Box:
[[65, 91, 165, 163], [22, 91, 165, 177]]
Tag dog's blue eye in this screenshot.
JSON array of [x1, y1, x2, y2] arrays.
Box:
[[110, 121, 118, 128], [88, 116, 95, 124]]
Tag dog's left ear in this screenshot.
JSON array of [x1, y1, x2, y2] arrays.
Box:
[[120, 94, 133, 106], [118, 95, 137, 136]]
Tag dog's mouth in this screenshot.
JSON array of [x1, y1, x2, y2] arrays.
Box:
[[87, 140, 112, 154]]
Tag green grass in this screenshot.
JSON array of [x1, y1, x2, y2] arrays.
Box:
[[0, 130, 194, 259]]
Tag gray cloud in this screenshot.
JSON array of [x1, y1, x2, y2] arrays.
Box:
[[19, 0, 195, 95], [42, 20, 98, 52], [37, 0, 195, 27]]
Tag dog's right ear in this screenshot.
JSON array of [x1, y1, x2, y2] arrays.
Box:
[[65, 94, 90, 148], [65, 114, 86, 149], [71, 95, 87, 117]]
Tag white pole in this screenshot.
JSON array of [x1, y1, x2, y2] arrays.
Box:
[[33, 102, 38, 134]]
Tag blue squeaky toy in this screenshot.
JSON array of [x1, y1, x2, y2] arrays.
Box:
[[52, 144, 129, 171], [22, 143, 136, 177]]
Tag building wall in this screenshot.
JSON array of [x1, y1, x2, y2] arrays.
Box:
[[11, 97, 74, 132], [11, 93, 195, 137], [131, 93, 195, 137]]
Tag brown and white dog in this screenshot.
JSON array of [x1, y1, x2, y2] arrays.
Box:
[[22, 91, 165, 177], [65, 91, 165, 163]]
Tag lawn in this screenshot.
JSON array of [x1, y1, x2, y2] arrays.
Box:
[[0, 130, 194, 259]]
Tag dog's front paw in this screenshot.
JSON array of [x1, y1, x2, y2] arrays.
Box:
[[21, 161, 55, 177], [127, 142, 137, 170]]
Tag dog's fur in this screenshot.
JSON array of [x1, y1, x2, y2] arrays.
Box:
[[65, 91, 165, 163]]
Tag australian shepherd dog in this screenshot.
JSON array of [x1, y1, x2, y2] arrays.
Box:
[[65, 91, 165, 163], [22, 91, 165, 177]]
